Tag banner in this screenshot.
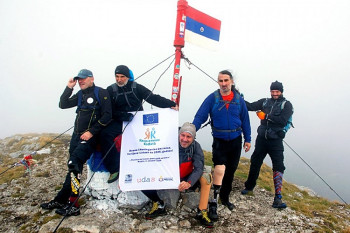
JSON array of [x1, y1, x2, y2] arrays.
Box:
[[119, 109, 180, 191]]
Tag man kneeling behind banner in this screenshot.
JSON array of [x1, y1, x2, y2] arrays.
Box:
[[119, 110, 213, 227], [140, 122, 214, 228], [142, 122, 214, 228]]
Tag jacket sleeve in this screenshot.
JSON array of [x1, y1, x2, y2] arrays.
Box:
[[267, 100, 293, 126], [59, 86, 78, 109], [137, 83, 176, 108], [244, 98, 266, 111], [186, 141, 204, 186], [239, 97, 251, 143], [192, 93, 214, 131], [89, 88, 113, 135]]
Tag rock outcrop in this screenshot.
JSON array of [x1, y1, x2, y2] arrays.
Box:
[[0, 134, 349, 233]]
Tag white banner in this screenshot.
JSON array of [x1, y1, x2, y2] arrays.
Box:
[[119, 108, 180, 191]]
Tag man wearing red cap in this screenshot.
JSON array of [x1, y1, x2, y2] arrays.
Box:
[[241, 81, 293, 209]]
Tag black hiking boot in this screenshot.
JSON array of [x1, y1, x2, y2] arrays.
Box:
[[55, 203, 80, 216], [196, 209, 214, 228], [272, 196, 287, 209], [219, 198, 235, 210], [40, 200, 65, 210], [145, 201, 166, 220], [208, 201, 218, 221], [241, 189, 254, 195]]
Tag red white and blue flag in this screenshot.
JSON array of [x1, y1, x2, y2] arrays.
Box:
[[185, 6, 221, 50]]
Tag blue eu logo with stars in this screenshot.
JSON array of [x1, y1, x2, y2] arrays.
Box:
[[143, 113, 159, 125]]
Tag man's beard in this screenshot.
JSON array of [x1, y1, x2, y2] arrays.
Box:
[[116, 80, 128, 87]]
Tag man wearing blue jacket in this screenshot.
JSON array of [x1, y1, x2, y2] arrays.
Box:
[[192, 70, 251, 221]]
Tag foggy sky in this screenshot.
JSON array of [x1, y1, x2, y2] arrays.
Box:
[[0, 0, 349, 203]]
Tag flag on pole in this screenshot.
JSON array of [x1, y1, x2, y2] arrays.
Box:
[[185, 6, 221, 50]]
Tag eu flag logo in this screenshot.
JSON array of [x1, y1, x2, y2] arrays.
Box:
[[143, 113, 159, 125]]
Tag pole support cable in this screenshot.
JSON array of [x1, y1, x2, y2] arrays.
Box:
[[283, 140, 348, 205], [0, 126, 74, 177]]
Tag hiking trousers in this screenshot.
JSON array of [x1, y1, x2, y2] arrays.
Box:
[[54, 133, 96, 204], [99, 120, 122, 174], [212, 136, 242, 201], [244, 135, 285, 190]]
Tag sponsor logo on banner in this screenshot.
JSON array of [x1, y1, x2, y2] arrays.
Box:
[[125, 174, 132, 184], [143, 113, 159, 125], [137, 177, 156, 183], [159, 176, 174, 182], [140, 127, 160, 146]]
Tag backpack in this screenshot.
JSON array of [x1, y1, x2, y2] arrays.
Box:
[[110, 81, 140, 103], [212, 89, 241, 112], [263, 98, 294, 133], [77, 86, 100, 111], [200, 90, 242, 130]]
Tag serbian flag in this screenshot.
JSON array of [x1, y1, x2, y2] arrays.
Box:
[[185, 6, 221, 50]]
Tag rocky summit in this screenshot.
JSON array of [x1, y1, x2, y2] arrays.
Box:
[[0, 134, 349, 233]]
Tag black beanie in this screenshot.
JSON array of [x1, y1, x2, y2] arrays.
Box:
[[115, 65, 131, 78], [270, 81, 283, 93]]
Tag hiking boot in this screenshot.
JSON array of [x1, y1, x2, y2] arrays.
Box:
[[208, 202, 218, 221], [40, 200, 65, 210], [107, 172, 119, 183], [196, 209, 214, 228], [219, 199, 235, 210], [241, 189, 254, 196], [272, 196, 287, 209], [55, 203, 80, 216], [145, 201, 166, 220]]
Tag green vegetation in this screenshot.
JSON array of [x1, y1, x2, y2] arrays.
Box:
[[203, 150, 350, 233]]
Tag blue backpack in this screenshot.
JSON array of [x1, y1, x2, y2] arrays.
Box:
[[76, 86, 100, 111], [212, 89, 241, 112]]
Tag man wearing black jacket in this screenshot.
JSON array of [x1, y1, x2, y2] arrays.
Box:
[[241, 81, 293, 209], [40, 69, 112, 216], [101, 65, 178, 183]]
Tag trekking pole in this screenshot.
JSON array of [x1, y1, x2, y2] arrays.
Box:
[[0, 126, 74, 177], [283, 140, 348, 205], [53, 57, 175, 233]]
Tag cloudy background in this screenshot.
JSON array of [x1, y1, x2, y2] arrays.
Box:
[[1, 0, 349, 203]]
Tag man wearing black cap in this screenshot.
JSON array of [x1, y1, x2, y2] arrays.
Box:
[[241, 81, 293, 209], [100, 65, 178, 183], [40, 69, 112, 216]]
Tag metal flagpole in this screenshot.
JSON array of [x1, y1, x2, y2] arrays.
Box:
[[171, 0, 188, 107]]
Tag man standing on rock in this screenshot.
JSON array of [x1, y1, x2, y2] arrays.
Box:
[[40, 69, 112, 216], [100, 65, 178, 184], [141, 122, 214, 228], [241, 81, 293, 209], [192, 70, 251, 221]]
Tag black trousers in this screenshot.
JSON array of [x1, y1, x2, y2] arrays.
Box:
[[54, 132, 96, 203], [244, 135, 285, 190], [99, 120, 122, 174], [212, 136, 242, 201]]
